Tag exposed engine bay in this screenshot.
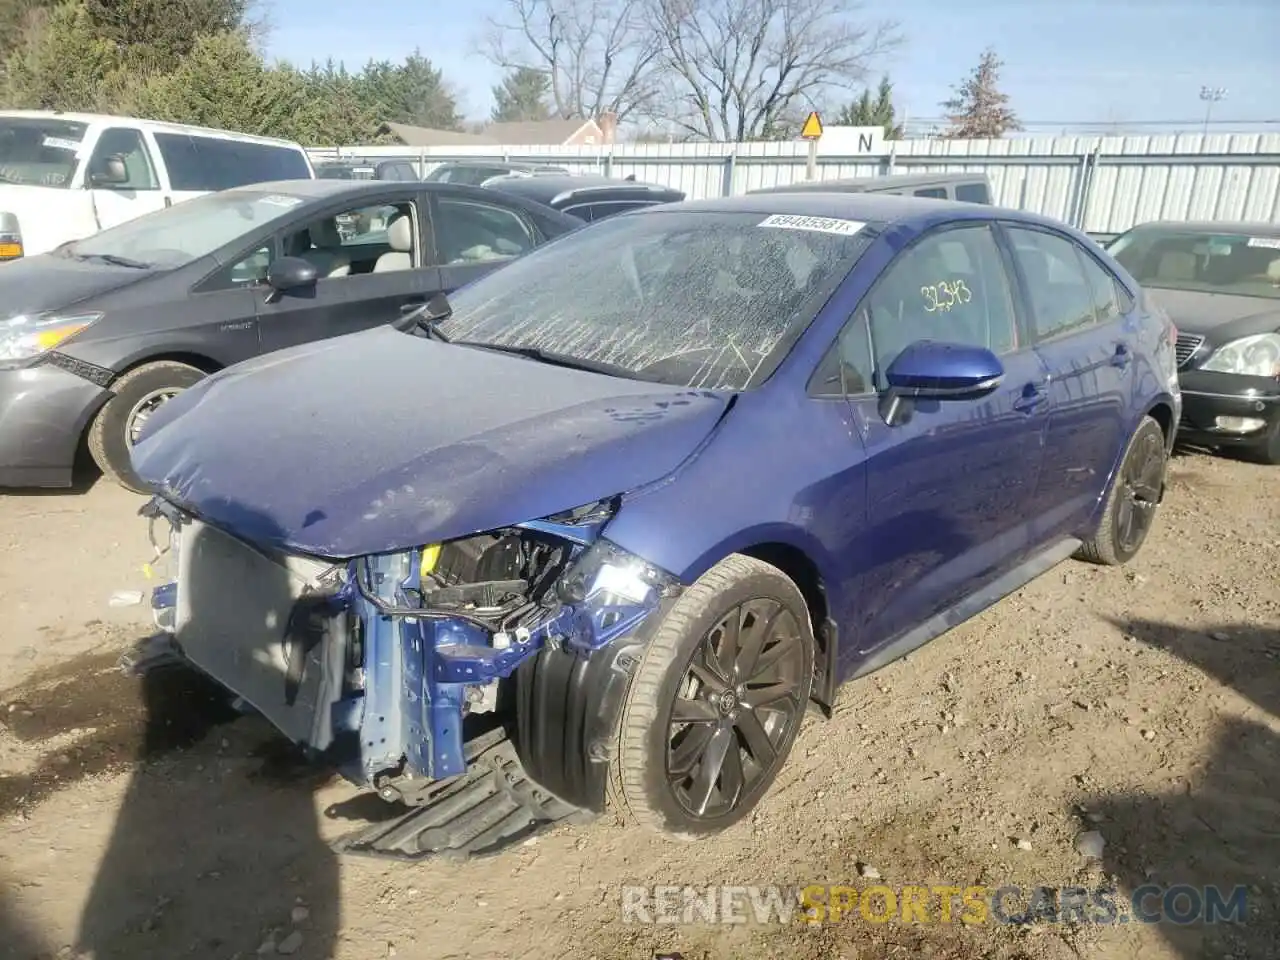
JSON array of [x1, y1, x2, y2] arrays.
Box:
[[139, 494, 681, 843]]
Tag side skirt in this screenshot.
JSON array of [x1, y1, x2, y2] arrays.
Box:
[[847, 537, 1083, 682]]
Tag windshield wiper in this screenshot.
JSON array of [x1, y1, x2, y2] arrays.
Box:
[[73, 252, 151, 269], [450, 341, 657, 381], [395, 292, 452, 342]]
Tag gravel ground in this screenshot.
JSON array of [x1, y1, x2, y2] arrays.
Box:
[[0, 448, 1276, 960]]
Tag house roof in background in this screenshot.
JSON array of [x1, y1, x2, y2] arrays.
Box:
[[380, 117, 602, 147]]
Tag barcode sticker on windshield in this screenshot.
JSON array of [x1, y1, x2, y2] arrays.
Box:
[[259, 195, 304, 207], [41, 136, 80, 151], [758, 214, 866, 236], [1246, 237, 1280, 250]]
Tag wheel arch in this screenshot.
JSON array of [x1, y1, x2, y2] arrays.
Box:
[[111, 351, 225, 382], [673, 526, 842, 717]]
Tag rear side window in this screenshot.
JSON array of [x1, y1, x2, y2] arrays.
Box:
[[432, 197, 535, 264], [955, 182, 991, 204], [1006, 227, 1099, 340], [913, 187, 947, 199], [154, 133, 311, 191], [1079, 252, 1127, 323]]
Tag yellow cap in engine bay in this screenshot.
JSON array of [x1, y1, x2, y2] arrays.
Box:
[[419, 543, 442, 578]]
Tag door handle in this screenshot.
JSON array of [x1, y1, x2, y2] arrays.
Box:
[[1111, 343, 1132, 369], [1012, 380, 1049, 414]]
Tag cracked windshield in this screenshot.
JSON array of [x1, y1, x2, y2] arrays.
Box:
[[439, 210, 875, 389]]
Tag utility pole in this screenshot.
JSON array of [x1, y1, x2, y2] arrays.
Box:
[[1199, 85, 1228, 136]]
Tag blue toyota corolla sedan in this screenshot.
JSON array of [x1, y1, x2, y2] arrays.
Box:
[[127, 193, 1181, 858]]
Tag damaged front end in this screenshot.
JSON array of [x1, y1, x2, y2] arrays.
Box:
[[135, 495, 681, 858]]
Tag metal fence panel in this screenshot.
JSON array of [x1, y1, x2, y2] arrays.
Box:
[[308, 133, 1280, 233]]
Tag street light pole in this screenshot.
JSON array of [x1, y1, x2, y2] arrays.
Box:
[[1199, 85, 1228, 136]]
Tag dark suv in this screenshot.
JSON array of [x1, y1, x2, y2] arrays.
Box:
[[315, 159, 421, 182], [481, 173, 686, 222]]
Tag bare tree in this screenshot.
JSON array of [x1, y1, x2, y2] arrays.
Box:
[[479, 0, 660, 122], [646, 0, 900, 141]]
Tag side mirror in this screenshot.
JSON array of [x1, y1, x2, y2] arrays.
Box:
[[263, 256, 318, 302], [88, 155, 128, 187], [880, 340, 1004, 425]]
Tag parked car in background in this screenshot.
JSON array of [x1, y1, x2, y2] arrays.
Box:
[[1109, 220, 1280, 464], [424, 160, 570, 186], [0, 178, 582, 492], [128, 193, 1178, 859], [482, 173, 685, 221], [314, 159, 421, 182], [0, 111, 315, 260], [749, 172, 993, 205]]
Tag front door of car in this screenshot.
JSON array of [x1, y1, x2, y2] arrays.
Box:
[[836, 223, 1051, 658], [255, 197, 443, 354], [1002, 225, 1134, 544], [430, 193, 542, 295], [84, 127, 169, 230]]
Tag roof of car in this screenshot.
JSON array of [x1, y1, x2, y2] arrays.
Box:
[[641, 191, 1020, 226], [1124, 220, 1280, 237], [749, 172, 991, 194], [484, 174, 683, 204]]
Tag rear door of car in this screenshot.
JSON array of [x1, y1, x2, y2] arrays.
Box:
[[251, 189, 443, 353], [429, 190, 545, 294], [999, 223, 1137, 544], [826, 221, 1051, 655]]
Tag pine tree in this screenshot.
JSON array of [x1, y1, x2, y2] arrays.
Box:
[[940, 48, 1021, 139], [491, 66, 551, 123], [837, 75, 904, 139]]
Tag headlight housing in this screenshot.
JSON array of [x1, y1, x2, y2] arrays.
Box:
[[1200, 332, 1280, 378], [0, 311, 103, 363]]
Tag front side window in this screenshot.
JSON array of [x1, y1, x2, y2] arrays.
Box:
[[0, 117, 87, 188], [433, 198, 535, 264], [1109, 226, 1280, 301], [1006, 227, 1099, 341], [436, 209, 876, 390], [87, 127, 158, 190], [862, 224, 1019, 389], [62, 189, 306, 269], [284, 202, 416, 276]]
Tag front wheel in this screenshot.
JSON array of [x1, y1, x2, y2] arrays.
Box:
[[1075, 414, 1168, 566], [612, 554, 814, 838], [87, 361, 207, 493]]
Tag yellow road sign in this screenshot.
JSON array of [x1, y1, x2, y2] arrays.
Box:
[[800, 111, 823, 140]]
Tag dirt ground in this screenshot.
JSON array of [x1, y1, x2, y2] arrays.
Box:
[[0, 449, 1276, 960]]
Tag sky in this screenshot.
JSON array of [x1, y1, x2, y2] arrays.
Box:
[[263, 0, 1278, 132]]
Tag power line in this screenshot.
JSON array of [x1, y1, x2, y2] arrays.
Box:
[[901, 117, 1279, 127]]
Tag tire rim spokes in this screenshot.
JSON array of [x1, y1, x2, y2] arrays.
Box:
[[1115, 432, 1164, 552], [667, 598, 806, 819], [126, 389, 181, 447]]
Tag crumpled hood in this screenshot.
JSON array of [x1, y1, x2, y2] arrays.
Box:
[[132, 326, 731, 558]]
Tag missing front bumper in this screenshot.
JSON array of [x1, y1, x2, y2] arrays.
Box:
[[144, 499, 679, 825]]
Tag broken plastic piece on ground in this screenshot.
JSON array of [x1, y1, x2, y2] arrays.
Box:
[[108, 589, 145, 607], [328, 733, 594, 861], [117, 633, 184, 676]]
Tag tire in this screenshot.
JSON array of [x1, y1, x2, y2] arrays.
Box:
[[612, 553, 814, 838], [1075, 415, 1168, 566], [87, 361, 206, 494]]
